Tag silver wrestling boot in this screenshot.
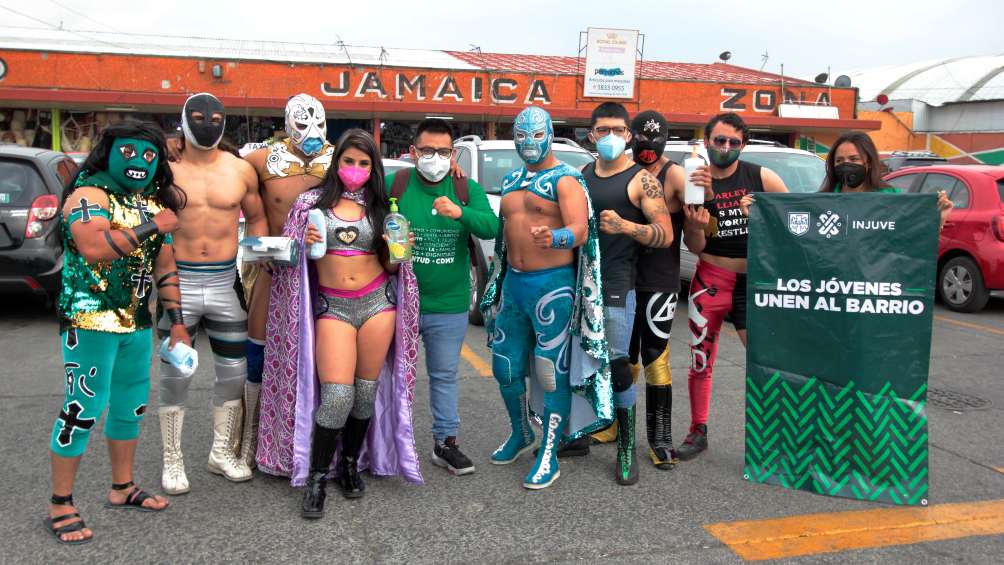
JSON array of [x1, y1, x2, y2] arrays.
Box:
[[238, 382, 261, 470], [160, 405, 190, 495], [208, 399, 253, 482]]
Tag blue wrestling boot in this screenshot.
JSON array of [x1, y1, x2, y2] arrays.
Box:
[[523, 411, 563, 490], [491, 393, 536, 465]]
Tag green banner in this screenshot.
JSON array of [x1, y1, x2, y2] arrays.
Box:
[[745, 193, 938, 505]]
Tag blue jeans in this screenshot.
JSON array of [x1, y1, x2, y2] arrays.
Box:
[[420, 312, 469, 443], [605, 290, 636, 408]]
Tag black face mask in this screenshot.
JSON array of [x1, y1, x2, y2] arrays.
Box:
[[630, 111, 669, 166], [834, 163, 867, 189], [182, 93, 226, 150]]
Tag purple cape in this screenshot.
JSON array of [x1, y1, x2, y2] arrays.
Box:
[[256, 188, 423, 486]]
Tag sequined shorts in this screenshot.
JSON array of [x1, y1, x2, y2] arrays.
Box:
[[315, 272, 396, 329]]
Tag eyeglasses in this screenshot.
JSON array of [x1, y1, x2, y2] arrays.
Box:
[[593, 126, 628, 136], [712, 136, 743, 149], [414, 146, 454, 159]]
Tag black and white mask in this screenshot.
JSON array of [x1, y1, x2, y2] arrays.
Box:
[[181, 92, 226, 150]]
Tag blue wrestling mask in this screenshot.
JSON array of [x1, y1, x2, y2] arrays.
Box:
[[513, 106, 553, 165]]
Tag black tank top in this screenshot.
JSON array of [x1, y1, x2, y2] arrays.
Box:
[[702, 160, 764, 259], [635, 161, 684, 293], [583, 161, 646, 306]]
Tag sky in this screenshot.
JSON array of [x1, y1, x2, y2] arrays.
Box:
[[1, 0, 1002, 78]]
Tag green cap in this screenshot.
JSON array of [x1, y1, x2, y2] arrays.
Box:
[[389, 197, 399, 213]]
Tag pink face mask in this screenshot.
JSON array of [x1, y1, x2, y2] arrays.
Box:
[[337, 166, 370, 192]]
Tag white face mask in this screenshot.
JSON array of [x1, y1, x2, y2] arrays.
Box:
[[416, 154, 451, 183], [284, 93, 327, 156]]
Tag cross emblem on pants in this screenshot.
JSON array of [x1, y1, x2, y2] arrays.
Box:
[[132, 269, 153, 299], [56, 400, 96, 447], [70, 197, 102, 223]]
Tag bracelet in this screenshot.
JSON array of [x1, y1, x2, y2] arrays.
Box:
[[550, 227, 575, 249], [166, 307, 184, 327], [133, 221, 159, 244]]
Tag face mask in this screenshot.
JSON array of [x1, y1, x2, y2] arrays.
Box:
[[513, 106, 554, 165], [708, 146, 741, 169], [834, 163, 867, 188], [417, 154, 451, 183], [109, 137, 159, 192], [596, 133, 626, 162], [630, 111, 668, 165], [285, 93, 327, 156], [181, 92, 226, 150], [338, 166, 370, 191]]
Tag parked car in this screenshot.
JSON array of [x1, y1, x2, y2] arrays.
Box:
[[884, 165, 1004, 312], [882, 151, 948, 173], [0, 145, 79, 306], [660, 140, 827, 283], [453, 135, 595, 324]]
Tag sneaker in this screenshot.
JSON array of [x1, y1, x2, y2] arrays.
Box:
[[431, 437, 476, 476], [675, 424, 708, 461]]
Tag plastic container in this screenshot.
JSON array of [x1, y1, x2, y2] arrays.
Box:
[[684, 146, 705, 205], [384, 197, 412, 264], [306, 208, 327, 260], [159, 338, 199, 378]]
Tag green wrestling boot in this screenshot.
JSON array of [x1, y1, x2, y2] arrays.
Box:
[[615, 405, 639, 485]]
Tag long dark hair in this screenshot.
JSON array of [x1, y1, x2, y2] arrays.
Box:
[[820, 131, 886, 192], [64, 120, 186, 211], [314, 128, 389, 252]]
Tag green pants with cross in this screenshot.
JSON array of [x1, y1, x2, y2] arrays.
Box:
[[49, 327, 153, 458]]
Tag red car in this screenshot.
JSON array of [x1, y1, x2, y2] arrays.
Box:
[[885, 165, 1004, 313]]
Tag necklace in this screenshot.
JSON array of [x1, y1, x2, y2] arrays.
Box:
[[341, 189, 367, 207]]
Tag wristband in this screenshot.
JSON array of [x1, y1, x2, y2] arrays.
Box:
[[133, 221, 159, 244], [550, 227, 575, 249], [166, 307, 184, 327]]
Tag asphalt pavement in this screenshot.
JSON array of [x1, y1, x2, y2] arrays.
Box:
[[1, 293, 1002, 564]]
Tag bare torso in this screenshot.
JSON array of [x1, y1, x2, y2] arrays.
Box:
[[245, 145, 328, 236], [170, 151, 253, 262], [501, 191, 574, 271], [314, 199, 385, 291]]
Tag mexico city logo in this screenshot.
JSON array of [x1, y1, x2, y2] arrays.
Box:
[[787, 212, 810, 236], [817, 210, 842, 238]]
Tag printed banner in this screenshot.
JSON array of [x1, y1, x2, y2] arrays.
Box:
[[745, 193, 938, 505], [583, 28, 638, 99]]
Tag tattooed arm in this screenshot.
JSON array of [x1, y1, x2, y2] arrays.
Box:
[[154, 241, 192, 348], [64, 186, 179, 265], [598, 170, 674, 248]]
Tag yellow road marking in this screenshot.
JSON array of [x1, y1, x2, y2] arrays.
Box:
[[935, 315, 1004, 337], [705, 499, 1004, 561], [461, 344, 492, 378]]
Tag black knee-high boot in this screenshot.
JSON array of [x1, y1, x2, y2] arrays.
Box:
[[302, 424, 340, 519], [336, 415, 370, 498]]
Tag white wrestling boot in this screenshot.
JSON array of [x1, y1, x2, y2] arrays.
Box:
[[160, 405, 190, 495], [208, 399, 253, 482], [238, 382, 261, 470]]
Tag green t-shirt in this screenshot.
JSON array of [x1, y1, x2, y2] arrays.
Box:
[[834, 184, 901, 193], [387, 170, 499, 314]]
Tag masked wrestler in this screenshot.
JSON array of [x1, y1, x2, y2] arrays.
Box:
[[45, 121, 191, 544], [480, 106, 612, 489], [241, 93, 334, 471], [156, 93, 269, 494], [257, 129, 422, 518]]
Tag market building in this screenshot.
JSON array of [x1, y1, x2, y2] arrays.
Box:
[[0, 27, 879, 158], [840, 54, 1004, 165]]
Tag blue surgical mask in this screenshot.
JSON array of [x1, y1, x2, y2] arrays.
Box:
[[513, 106, 554, 165], [301, 137, 325, 156], [596, 134, 626, 162]]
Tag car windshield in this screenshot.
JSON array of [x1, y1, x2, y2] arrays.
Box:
[[0, 158, 46, 207], [739, 152, 826, 193], [479, 149, 595, 194]]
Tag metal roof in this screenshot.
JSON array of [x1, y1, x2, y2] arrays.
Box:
[[0, 25, 813, 86], [845, 54, 1004, 106]]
